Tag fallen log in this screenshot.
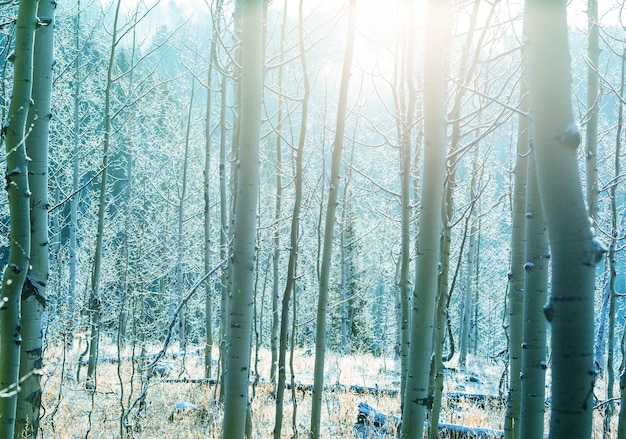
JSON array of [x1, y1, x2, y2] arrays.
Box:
[[354, 402, 505, 439], [354, 402, 400, 438]]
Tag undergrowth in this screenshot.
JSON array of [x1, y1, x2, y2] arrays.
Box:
[[36, 342, 618, 438]]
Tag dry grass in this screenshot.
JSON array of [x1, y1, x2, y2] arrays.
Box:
[[36, 342, 621, 438], [39, 343, 403, 438]]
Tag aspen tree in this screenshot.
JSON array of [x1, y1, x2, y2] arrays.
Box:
[[0, 1, 37, 437], [273, 0, 308, 435], [526, 1, 602, 437], [605, 37, 625, 438], [86, 0, 122, 388], [15, 1, 55, 437], [400, 0, 450, 437], [520, 153, 549, 439], [221, 0, 263, 437], [204, 0, 224, 380], [504, 61, 529, 439], [270, 0, 288, 390], [395, 0, 415, 405], [67, 0, 81, 346], [309, 0, 356, 436], [429, 3, 490, 433], [518, 51, 548, 438], [585, 0, 599, 221]]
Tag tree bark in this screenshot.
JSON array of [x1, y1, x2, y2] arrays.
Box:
[[604, 35, 625, 437], [519, 157, 548, 439], [400, 0, 450, 437], [218, 74, 229, 398], [585, 0, 599, 222], [394, 0, 415, 405], [15, 1, 55, 437], [221, 0, 263, 437], [504, 55, 529, 439], [459, 143, 481, 370], [0, 1, 36, 437], [525, 1, 602, 437]]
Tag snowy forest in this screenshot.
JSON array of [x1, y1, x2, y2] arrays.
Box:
[[0, 0, 624, 438]]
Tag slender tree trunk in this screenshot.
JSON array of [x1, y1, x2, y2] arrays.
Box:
[[340, 203, 349, 353], [519, 156, 549, 439], [504, 56, 529, 439], [86, 0, 122, 388], [273, 0, 308, 435], [525, 2, 602, 437], [221, 0, 263, 437], [68, 0, 81, 344], [394, 0, 415, 405], [218, 75, 229, 399], [0, 1, 37, 437], [270, 0, 288, 390], [604, 198, 618, 435], [620, 327, 626, 438], [116, 144, 133, 439], [459, 216, 478, 368], [585, 0, 599, 223], [429, 4, 487, 432], [400, 0, 449, 437], [14, 1, 55, 437], [309, 2, 356, 437], [175, 68, 197, 352], [604, 37, 625, 437], [204, 0, 223, 380], [339, 145, 357, 355], [428, 187, 455, 438], [459, 145, 481, 369]]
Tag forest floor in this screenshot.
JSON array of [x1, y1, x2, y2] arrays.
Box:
[[36, 341, 616, 438]]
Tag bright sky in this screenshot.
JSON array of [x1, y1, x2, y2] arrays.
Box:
[[94, 0, 626, 54]]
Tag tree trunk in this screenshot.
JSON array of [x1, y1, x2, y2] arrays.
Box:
[[585, 0, 599, 223], [0, 1, 36, 437], [204, 0, 224, 381], [519, 157, 548, 439], [310, 2, 357, 437], [525, 2, 602, 437], [218, 74, 229, 398], [86, 0, 122, 388], [429, 3, 487, 433], [400, 0, 450, 437], [68, 0, 81, 345], [270, 0, 288, 391], [395, 0, 416, 405], [273, 0, 308, 435], [504, 56, 529, 439], [459, 211, 477, 368], [175, 66, 197, 352], [221, 0, 263, 437], [619, 315, 626, 437], [604, 35, 625, 438], [14, 1, 55, 437]]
